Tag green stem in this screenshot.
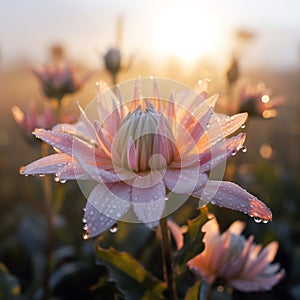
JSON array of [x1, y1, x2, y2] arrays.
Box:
[[41, 142, 54, 300], [159, 217, 178, 300]]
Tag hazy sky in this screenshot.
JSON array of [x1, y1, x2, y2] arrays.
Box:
[[1, 0, 300, 70]]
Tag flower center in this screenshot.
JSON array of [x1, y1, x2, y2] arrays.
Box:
[[113, 105, 177, 172]]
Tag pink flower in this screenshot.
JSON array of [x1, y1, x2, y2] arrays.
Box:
[[12, 102, 76, 143], [222, 79, 285, 119], [12, 102, 56, 142], [187, 215, 285, 292], [33, 63, 92, 100], [21, 78, 272, 237]]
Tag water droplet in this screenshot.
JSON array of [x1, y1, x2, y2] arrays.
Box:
[[231, 150, 237, 156], [211, 200, 216, 205], [164, 197, 169, 201], [83, 224, 88, 230], [82, 217, 87, 223], [206, 123, 211, 129], [110, 224, 118, 233], [262, 219, 269, 224], [83, 207, 86, 212], [254, 217, 262, 223], [241, 146, 247, 153], [60, 179, 67, 184], [54, 176, 60, 182], [24, 174, 29, 177], [83, 233, 89, 240], [241, 124, 246, 129], [39, 174, 45, 177]]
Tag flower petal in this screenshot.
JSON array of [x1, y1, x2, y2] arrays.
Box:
[[132, 180, 166, 227], [164, 167, 208, 194], [195, 181, 272, 221], [84, 182, 131, 237], [21, 153, 72, 175], [199, 133, 246, 172], [167, 219, 184, 250]]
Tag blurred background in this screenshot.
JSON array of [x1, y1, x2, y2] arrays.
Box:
[[1, 0, 300, 299]]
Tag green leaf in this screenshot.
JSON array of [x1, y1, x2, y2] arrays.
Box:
[[184, 281, 201, 300], [95, 238, 166, 299], [0, 263, 20, 300], [175, 209, 209, 269]]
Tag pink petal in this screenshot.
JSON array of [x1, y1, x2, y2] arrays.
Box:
[[164, 167, 208, 194], [243, 241, 279, 278], [194, 181, 272, 221], [33, 128, 73, 155], [21, 153, 72, 175], [197, 113, 247, 153], [199, 133, 246, 172], [167, 220, 184, 250], [132, 180, 166, 227], [230, 269, 285, 292], [228, 220, 246, 235], [84, 182, 131, 237]]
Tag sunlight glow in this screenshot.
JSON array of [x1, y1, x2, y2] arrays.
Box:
[[152, 2, 224, 66]]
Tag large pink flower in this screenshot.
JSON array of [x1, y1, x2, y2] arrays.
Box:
[[21, 78, 272, 237], [187, 215, 285, 292]]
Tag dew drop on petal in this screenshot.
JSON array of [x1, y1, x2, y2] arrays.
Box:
[[82, 217, 87, 223], [83, 224, 88, 230], [254, 217, 262, 223], [39, 174, 45, 177], [83, 233, 89, 240], [164, 197, 169, 201], [109, 224, 118, 233], [60, 179, 67, 184], [241, 124, 246, 129], [231, 150, 237, 156], [211, 200, 216, 205], [54, 176, 60, 182], [262, 219, 269, 224], [241, 146, 247, 153]]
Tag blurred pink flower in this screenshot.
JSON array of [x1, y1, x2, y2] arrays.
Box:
[[21, 79, 272, 237], [222, 79, 285, 119], [187, 216, 285, 292], [33, 63, 92, 100], [12, 102, 76, 143]]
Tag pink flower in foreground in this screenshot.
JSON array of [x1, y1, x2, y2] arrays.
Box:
[[33, 63, 92, 100], [187, 216, 285, 292], [21, 78, 272, 237], [222, 79, 285, 119]]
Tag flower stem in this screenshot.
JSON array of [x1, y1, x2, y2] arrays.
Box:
[[159, 217, 178, 300], [41, 142, 54, 300]]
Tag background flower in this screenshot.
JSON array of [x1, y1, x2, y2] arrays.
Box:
[[187, 215, 285, 292]]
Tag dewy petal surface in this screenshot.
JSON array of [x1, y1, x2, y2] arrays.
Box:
[[84, 182, 131, 237], [199, 181, 272, 221], [21, 78, 274, 236], [132, 180, 166, 226]]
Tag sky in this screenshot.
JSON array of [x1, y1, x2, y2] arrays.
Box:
[[1, 0, 300, 70]]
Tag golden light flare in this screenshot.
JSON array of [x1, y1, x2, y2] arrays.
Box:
[[259, 143, 273, 159], [152, 2, 224, 66]]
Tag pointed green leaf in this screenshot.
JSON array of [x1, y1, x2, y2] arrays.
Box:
[[95, 238, 166, 299], [184, 281, 201, 300]]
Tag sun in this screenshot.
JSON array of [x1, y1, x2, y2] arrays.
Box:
[[152, 2, 224, 67]]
